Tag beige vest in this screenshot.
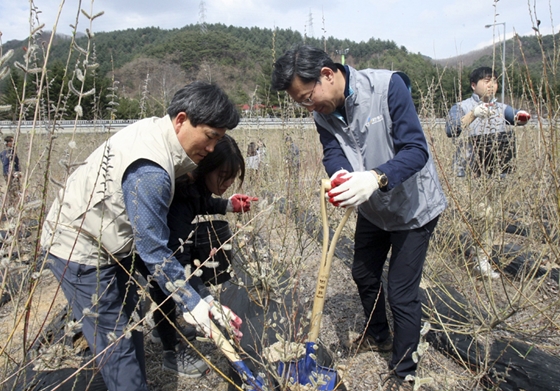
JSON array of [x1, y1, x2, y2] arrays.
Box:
[[41, 115, 197, 266]]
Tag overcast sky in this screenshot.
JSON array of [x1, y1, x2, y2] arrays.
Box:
[[1, 0, 559, 60]]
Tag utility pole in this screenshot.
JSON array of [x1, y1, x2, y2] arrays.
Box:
[[198, 0, 207, 34], [307, 10, 314, 38]]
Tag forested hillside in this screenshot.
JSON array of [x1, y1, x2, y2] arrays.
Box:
[[1, 23, 558, 120]]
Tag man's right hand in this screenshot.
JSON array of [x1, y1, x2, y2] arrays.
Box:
[[473, 103, 493, 118], [182, 298, 243, 340], [182, 300, 213, 337]]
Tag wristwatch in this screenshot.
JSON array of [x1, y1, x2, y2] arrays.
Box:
[[372, 169, 388, 189]]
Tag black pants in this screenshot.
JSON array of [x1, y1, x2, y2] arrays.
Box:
[[469, 131, 516, 176], [352, 213, 439, 378]]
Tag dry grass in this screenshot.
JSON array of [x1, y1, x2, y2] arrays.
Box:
[[1, 120, 558, 391]]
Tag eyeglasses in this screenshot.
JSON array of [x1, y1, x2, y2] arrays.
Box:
[[296, 80, 319, 107]]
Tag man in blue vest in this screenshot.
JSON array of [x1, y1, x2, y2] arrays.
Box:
[[272, 45, 447, 391], [446, 67, 531, 278], [446, 66, 531, 178]]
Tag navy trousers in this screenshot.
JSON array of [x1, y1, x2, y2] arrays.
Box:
[[48, 254, 148, 391], [352, 213, 439, 378]]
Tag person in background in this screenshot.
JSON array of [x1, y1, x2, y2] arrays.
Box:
[[246, 141, 260, 170], [40, 81, 241, 391], [1, 135, 19, 183], [1, 135, 21, 209], [446, 66, 531, 177], [134, 134, 258, 378], [256, 139, 267, 162], [446, 67, 531, 278], [271, 44, 446, 391], [284, 135, 300, 179]]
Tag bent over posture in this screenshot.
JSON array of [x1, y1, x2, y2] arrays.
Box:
[[41, 82, 240, 391], [134, 134, 257, 377]]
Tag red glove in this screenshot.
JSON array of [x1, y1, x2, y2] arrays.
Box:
[[331, 170, 351, 188], [210, 303, 243, 341], [515, 110, 531, 124], [328, 170, 351, 206], [327, 171, 378, 208], [228, 194, 259, 213], [203, 295, 243, 340]]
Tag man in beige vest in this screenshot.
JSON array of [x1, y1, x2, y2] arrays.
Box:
[[41, 81, 240, 390]]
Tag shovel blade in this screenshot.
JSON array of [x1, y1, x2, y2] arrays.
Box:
[[277, 342, 338, 390], [232, 360, 267, 391]]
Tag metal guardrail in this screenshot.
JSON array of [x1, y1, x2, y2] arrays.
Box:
[[0, 118, 320, 133], [0, 118, 314, 127], [0, 117, 549, 133], [0, 117, 445, 127]]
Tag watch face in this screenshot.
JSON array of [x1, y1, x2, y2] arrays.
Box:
[[379, 174, 388, 187], [374, 169, 388, 187]]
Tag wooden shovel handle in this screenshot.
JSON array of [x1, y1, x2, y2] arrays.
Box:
[[209, 320, 242, 362], [308, 179, 352, 342]]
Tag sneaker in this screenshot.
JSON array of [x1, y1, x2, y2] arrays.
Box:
[[473, 256, 499, 279], [162, 348, 209, 378], [151, 325, 197, 344], [381, 374, 414, 391], [350, 333, 393, 353]]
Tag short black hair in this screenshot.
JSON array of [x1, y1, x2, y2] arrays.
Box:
[[167, 81, 240, 130], [4, 136, 14, 142], [470, 67, 497, 85], [271, 44, 337, 91]]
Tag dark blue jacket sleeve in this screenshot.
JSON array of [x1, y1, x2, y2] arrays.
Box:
[[206, 197, 228, 215], [445, 104, 462, 137], [377, 74, 429, 189], [504, 105, 520, 125]]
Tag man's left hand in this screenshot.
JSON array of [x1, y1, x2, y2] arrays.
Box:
[[514, 110, 531, 124], [327, 171, 379, 208]]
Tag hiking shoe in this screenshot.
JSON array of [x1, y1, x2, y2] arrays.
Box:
[[350, 333, 393, 353], [162, 349, 209, 378], [381, 374, 414, 391], [151, 325, 197, 344]]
